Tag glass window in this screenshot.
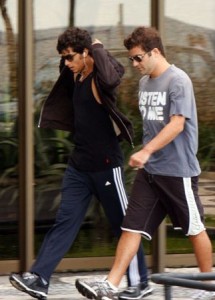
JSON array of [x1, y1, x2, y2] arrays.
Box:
[[0, 0, 19, 259], [164, 0, 215, 127], [165, 0, 215, 254]]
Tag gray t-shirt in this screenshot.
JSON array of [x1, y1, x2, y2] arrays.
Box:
[[139, 64, 201, 177]]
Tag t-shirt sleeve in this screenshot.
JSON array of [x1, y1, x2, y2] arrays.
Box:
[[169, 75, 194, 119]]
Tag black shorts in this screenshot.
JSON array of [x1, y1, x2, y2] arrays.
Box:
[[121, 169, 205, 240]]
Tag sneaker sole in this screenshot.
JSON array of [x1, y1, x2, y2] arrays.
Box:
[[75, 279, 98, 299], [9, 275, 47, 300]]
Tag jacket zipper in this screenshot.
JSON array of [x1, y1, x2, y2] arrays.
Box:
[[38, 100, 46, 128], [109, 106, 134, 148], [94, 75, 134, 148]]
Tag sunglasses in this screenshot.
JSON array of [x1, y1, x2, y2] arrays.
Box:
[[128, 52, 149, 63], [62, 53, 78, 62]]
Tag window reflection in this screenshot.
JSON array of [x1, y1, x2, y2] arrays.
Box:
[[0, 0, 215, 262], [164, 0, 215, 253], [0, 0, 18, 259]]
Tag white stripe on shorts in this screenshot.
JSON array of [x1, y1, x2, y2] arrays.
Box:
[[183, 177, 205, 236]]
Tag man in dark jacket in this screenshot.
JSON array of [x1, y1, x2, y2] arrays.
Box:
[[9, 27, 151, 300]]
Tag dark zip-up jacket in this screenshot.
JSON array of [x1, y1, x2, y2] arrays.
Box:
[[38, 43, 134, 146]]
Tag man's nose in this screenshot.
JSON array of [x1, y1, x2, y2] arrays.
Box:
[[133, 60, 139, 67]]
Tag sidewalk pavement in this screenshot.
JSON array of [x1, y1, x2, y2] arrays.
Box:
[[1, 267, 215, 300]]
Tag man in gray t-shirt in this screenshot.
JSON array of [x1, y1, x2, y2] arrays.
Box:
[[75, 27, 213, 300], [139, 64, 201, 177]]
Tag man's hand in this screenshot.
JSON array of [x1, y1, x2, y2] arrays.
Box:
[[129, 148, 151, 169], [129, 115, 185, 169], [92, 38, 102, 45]]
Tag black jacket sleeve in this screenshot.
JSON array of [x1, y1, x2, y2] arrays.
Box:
[[91, 43, 124, 90]]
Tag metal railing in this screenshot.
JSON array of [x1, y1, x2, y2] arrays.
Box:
[[151, 272, 215, 300]]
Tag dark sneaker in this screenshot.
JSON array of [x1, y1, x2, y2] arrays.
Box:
[[9, 272, 48, 299], [140, 282, 153, 298], [119, 283, 153, 299], [75, 278, 118, 300]]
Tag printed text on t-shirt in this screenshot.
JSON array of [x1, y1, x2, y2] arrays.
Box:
[[139, 91, 166, 121]]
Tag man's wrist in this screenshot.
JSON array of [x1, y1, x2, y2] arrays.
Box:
[[142, 145, 153, 155]]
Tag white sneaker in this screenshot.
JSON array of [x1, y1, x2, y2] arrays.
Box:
[[75, 278, 118, 300]]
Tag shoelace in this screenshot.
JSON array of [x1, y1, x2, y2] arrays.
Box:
[[93, 281, 117, 295], [23, 272, 38, 280]]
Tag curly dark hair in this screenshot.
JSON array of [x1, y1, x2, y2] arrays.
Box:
[[124, 26, 165, 57], [56, 27, 92, 54]]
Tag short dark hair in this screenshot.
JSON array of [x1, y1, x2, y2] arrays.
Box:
[[56, 27, 92, 54], [124, 26, 165, 57]]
